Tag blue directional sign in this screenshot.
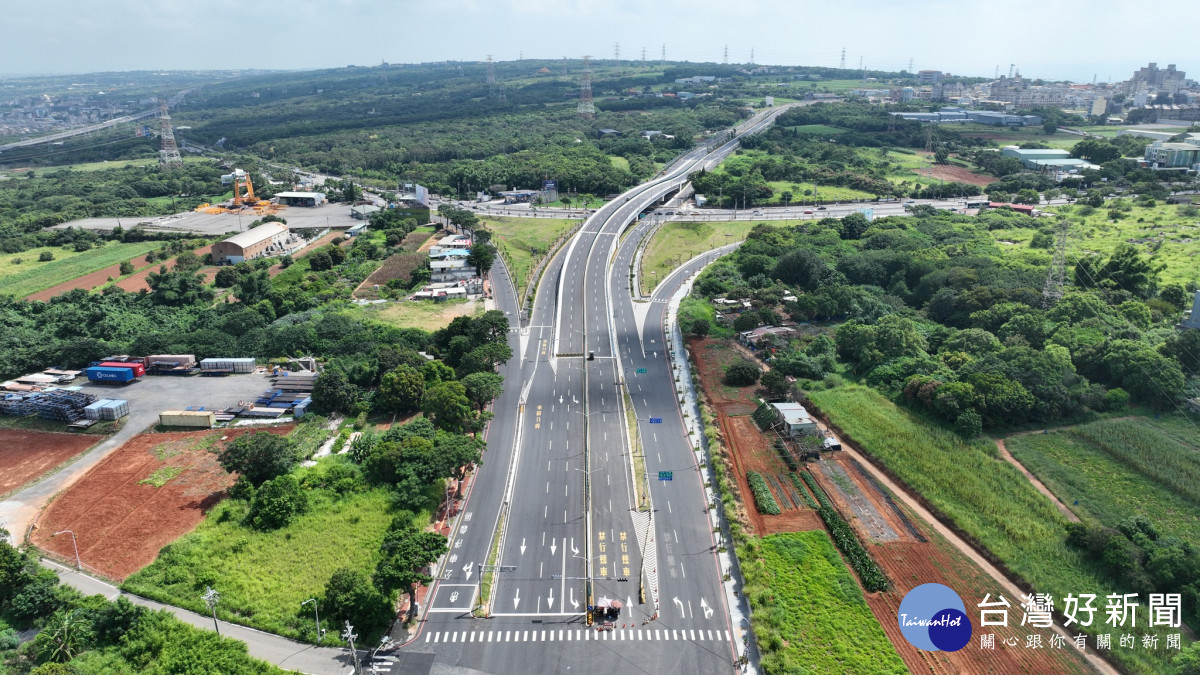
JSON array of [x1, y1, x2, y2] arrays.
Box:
[[649, 417, 663, 424], [635, 368, 647, 374], [658, 471, 673, 481]]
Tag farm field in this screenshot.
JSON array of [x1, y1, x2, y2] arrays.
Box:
[[989, 201, 1200, 286], [31, 425, 292, 580], [0, 241, 159, 299], [0, 429, 100, 497], [808, 384, 1178, 673], [740, 531, 905, 675], [951, 124, 1082, 149], [1006, 416, 1200, 542], [782, 123, 846, 135], [122, 466, 396, 642], [642, 221, 754, 293], [481, 215, 577, 297]]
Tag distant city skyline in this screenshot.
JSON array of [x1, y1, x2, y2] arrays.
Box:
[[3, 0, 1198, 84]]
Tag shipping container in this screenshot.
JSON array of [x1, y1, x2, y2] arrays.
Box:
[[199, 358, 256, 373], [84, 366, 135, 383], [83, 399, 112, 421], [144, 354, 197, 369], [99, 361, 145, 377], [159, 410, 215, 428]]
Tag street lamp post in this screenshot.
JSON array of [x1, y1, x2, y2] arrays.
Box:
[[301, 598, 324, 644], [369, 636, 393, 673], [343, 621, 362, 675], [53, 530, 80, 570]]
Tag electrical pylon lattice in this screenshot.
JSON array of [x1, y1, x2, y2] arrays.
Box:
[[577, 56, 595, 118], [157, 99, 182, 168], [1042, 218, 1070, 305]]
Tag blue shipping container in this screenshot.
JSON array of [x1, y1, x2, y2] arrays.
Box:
[[84, 366, 135, 383]]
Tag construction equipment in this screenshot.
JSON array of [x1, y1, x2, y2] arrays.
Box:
[[194, 168, 279, 215]]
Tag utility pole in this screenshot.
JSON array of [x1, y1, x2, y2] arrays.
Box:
[[860, 56, 865, 82], [641, 47, 646, 68], [750, 48, 754, 65], [202, 586, 221, 635], [343, 621, 362, 675]]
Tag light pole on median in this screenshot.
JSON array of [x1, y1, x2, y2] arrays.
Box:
[[52, 530, 80, 571]]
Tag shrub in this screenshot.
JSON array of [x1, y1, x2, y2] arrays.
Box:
[[248, 474, 308, 530], [724, 359, 760, 387], [746, 471, 781, 515], [39, 251, 54, 262]]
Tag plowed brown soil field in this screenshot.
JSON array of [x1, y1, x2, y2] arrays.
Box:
[[32, 425, 291, 580], [0, 429, 101, 497]]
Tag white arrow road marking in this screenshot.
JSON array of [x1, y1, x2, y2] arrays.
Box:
[[520, 539, 527, 555], [514, 589, 521, 609], [569, 588, 580, 610], [559, 395, 563, 404], [548, 588, 556, 609], [673, 597, 685, 617], [701, 598, 713, 620], [570, 538, 579, 555], [550, 540, 558, 555], [463, 563, 473, 580], [627, 596, 634, 617]]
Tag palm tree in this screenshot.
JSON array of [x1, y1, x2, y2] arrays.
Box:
[[35, 609, 93, 663]]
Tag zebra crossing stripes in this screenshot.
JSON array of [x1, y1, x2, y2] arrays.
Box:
[[424, 628, 732, 644]]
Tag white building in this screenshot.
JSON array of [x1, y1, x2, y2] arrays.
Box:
[[770, 402, 818, 437]]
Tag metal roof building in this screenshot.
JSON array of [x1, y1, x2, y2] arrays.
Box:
[[274, 191, 326, 207], [211, 223, 291, 265]]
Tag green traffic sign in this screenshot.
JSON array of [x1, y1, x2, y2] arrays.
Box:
[[658, 471, 673, 481], [636, 368, 647, 374]]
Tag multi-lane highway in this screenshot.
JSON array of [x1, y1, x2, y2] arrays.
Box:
[[403, 107, 790, 673]]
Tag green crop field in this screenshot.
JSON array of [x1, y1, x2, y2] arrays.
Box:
[[950, 123, 1082, 150], [740, 531, 905, 674], [807, 384, 1176, 673], [783, 124, 846, 135], [0, 240, 160, 298], [481, 216, 578, 297], [1007, 416, 1200, 542], [123, 476, 397, 643], [641, 220, 754, 293], [987, 201, 1200, 287]]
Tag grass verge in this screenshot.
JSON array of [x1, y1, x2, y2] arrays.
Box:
[[481, 216, 578, 297], [640, 220, 754, 294], [740, 532, 905, 674], [0, 241, 160, 298], [477, 511, 504, 617]]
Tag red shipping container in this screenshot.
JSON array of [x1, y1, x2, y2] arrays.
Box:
[[99, 361, 145, 377]]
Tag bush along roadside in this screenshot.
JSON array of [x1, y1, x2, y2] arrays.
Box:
[[801, 471, 889, 592], [746, 471, 782, 515]]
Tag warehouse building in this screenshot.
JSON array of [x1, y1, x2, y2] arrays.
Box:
[[1144, 141, 1200, 170], [274, 191, 326, 207], [211, 223, 293, 265]]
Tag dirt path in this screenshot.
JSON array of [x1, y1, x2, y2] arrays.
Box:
[[995, 438, 1080, 523], [837, 442, 1117, 675]]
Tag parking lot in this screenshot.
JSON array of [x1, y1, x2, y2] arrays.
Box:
[[52, 203, 359, 236]]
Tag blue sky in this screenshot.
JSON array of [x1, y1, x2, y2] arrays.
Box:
[[4, 0, 1197, 83]]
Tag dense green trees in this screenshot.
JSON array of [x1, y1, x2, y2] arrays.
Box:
[[216, 433, 301, 487]]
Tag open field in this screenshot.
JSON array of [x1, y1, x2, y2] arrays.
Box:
[[123, 466, 397, 642], [951, 123, 1082, 149], [1006, 416, 1200, 542], [740, 532, 905, 674], [1, 155, 212, 174], [783, 124, 845, 135], [642, 220, 754, 293], [0, 241, 159, 299], [356, 297, 484, 332], [808, 384, 1177, 673], [481, 215, 577, 296], [0, 429, 100, 498], [989, 201, 1200, 286], [764, 180, 875, 204], [31, 425, 292, 580]]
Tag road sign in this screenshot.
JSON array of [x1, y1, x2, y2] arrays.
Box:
[[635, 368, 647, 374], [649, 417, 662, 424], [658, 471, 673, 481]]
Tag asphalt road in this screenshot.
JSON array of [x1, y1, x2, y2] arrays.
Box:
[[402, 106, 791, 675]]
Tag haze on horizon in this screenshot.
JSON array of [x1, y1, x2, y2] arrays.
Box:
[[4, 0, 1199, 84]]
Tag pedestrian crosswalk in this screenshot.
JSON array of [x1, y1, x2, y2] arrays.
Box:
[[423, 628, 731, 644]]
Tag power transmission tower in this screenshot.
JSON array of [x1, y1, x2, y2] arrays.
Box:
[[661, 44, 666, 65], [641, 47, 646, 67], [1042, 218, 1070, 306], [562, 56, 568, 76], [577, 55, 595, 118], [723, 45, 728, 64], [839, 48, 846, 70], [486, 55, 496, 97], [908, 57, 914, 73], [498, 79, 507, 103], [615, 42, 620, 66], [157, 99, 182, 169], [859, 56, 865, 81], [750, 48, 755, 65], [994, 65, 1000, 79]]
